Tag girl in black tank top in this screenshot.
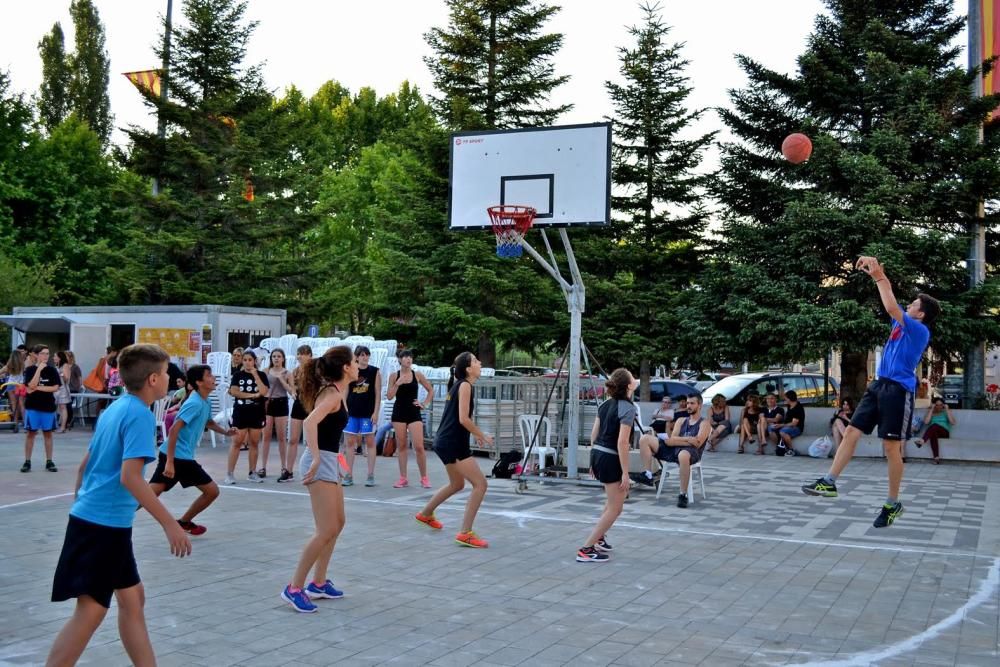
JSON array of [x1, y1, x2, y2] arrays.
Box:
[[387, 351, 434, 489], [415, 352, 493, 549], [282, 346, 358, 614]]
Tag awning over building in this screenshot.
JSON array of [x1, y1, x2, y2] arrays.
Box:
[[0, 316, 74, 334]]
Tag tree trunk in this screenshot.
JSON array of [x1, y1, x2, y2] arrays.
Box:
[[839, 351, 868, 401], [477, 332, 496, 368], [639, 358, 651, 401]]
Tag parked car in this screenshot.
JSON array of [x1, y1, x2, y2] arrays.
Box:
[[937, 374, 963, 407], [492, 369, 523, 377], [637, 379, 699, 402], [542, 371, 606, 399], [701, 372, 839, 407], [505, 366, 555, 377]]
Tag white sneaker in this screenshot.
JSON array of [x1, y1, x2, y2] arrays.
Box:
[[223, 474, 236, 485], [248, 472, 263, 483]]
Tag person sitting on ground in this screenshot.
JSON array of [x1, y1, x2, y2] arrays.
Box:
[[761, 393, 785, 454], [738, 394, 764, 454], [776, 390, 804, 456], [830, 396, 855, 451], [634, 394, 712, 507], [706, 393, 732, 452], [649, 396, 674, 435], [914, 396, 954, 464]]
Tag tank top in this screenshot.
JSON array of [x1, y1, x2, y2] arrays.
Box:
[[315, 387, 348, 453], [679, 416, 704, 438], [393, 371, 419, 411], [929, 411, 950, 431], [267, 369, 289, 399], [435, 380, 474, 448], [348, 365, 379, 417]]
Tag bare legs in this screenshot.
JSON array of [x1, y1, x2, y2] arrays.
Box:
[[583, 480, 626, 548], [46, 586, 155, 667], [261, 415, 288, 475], [227, 428, 260, 478], [344, 432, 377, 479], [638, 433, 660, 473], [150, 480, 220, 524], [24, 430, 54, 463], [291, 481, 345, 589], [289, 418, 303, 473], [394, 421, 428, 480], [420, 458, 488, 533]]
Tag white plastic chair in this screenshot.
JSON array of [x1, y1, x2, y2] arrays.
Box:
[[518, 414, 558, 473], [655, 446, 707, 503], [152, 397, 170, 442], [258, 338, 280, 353], [208, 384, 231, 449], [207, 352, 232, 379]]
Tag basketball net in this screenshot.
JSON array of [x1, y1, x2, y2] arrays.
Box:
[[487, 205, 536, 258]]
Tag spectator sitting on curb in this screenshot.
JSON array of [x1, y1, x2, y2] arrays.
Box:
[[914, 396, 954, 464], [830, 396, 855, 451], [761, 393, 784, 455], [777, 390, 804, 456]]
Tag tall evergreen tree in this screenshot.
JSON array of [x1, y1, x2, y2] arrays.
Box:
[[38, 23, 71, 133], [67, 0, 112, 146], [588, 2, 714, 390], [424, 0, 571, 129], [679, 0, 1000, 398]]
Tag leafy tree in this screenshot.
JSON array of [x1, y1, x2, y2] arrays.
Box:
[[38, 23, 72, 133], [683, 0, 1000, 398], [67, 0, 112, 146], [586, 2, 714, 391], [425, 0, 571, 129]]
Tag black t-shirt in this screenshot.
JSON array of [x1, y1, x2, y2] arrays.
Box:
[[167, 363, 184, 390], [231, 370, 269, 408], [763, 406, 784, 424], [785, 403, 805, 430], [596, 398, 637, 449], [347, 365, 379, 418], [24, 365, 62, 413]]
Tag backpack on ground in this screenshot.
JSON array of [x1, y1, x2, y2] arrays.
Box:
[[492, 450, 522, 478]]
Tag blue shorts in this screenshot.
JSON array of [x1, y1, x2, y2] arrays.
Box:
[[779, 425, 802, 438], [344, 416, 374, 435], [25, 410, 57, 432]]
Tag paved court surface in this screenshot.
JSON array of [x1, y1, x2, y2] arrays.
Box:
[[1, 430, 998, 666]]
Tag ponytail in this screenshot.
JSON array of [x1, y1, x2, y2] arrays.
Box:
[[299, 345, 353, 411], [448, 351, 475, 390]]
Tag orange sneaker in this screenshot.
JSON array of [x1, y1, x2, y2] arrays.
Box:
[[455, 531, 488, 548], [415, 512, 443, 530]]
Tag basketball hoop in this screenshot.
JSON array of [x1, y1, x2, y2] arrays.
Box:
[[487, 205, 536, 258]]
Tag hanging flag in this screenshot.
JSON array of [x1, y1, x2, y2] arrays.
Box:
[[123, 69, 162, 98], [983, 0, 1000, 121]]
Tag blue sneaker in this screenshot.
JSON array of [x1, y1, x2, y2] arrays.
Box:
[[281, 585, 317, 613], [305, 580, 344, 599]]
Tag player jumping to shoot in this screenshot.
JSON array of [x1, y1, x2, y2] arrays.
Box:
[[802, 256, 939, 528]]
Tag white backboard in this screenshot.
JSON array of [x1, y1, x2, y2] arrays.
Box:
[[449, 123, 611, 230]]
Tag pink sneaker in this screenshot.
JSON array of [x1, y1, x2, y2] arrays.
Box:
[[393, 477, 409, 488], [420, 476, 431, 488]]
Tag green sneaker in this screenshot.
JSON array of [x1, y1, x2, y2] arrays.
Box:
[[802, 478, 838, 497], [873, 502, 904, 528], [364, 474, 375, 487], [342, 474, 354, 487]]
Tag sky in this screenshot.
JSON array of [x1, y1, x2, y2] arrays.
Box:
[[1, 1, 972, 153]]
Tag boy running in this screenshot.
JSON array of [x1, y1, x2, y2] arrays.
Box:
[[149, 365, 237, 535], [802, 256, 940, 528], [47, 344, 192, 667]]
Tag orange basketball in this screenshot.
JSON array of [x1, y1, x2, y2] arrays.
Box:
[[781, 133, 812, 164]]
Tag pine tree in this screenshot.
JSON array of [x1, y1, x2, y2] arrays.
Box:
[[682, 0, 1000, 397], [424, 0, 571, 129], [38, 23, 71, 133], [67, 0, 112, 146], [589, 2, 714, 390]]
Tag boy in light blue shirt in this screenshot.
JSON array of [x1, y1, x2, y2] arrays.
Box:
[[149, 364, 236, 535], [48, 344, 192, 667]]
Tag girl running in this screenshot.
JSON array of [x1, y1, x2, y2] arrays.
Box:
[[225, 350, 269, 484], [576, 368, 637, 563], [415, 352, 494, 548], [282, 345, 313, 483], [261, 348, 294, 480], [387, 350, 434, 488], [281, 346, 358, 613]]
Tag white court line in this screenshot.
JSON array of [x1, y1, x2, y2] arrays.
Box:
[[798, 557, 1000, 667], [220, 485, 988, 559], [0, 492, 73, 510]]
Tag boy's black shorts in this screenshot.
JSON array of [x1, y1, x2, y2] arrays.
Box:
[[148, 452, 213, 490], [51, 516, 140, 608], [850, 378, 914, 441]]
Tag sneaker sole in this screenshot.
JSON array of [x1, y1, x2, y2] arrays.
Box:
[[801, 486, 837, 498], [594, 545, 613, 553], [306, 590, 344, 599], [280, 591, 317, 613], [455, 539, 488, 548], [415, 516, 443, 530], [576, 555, 609, 562]]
